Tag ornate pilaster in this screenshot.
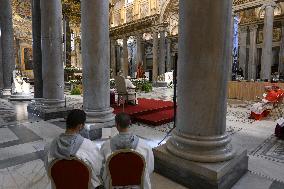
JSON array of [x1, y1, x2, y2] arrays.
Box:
[[261, 1, 276, 81], [120, 7, 126, 24], [248, 24, 258, 80], [239, 26, 248, 79], [134, 0, 139, 20], [150, 0, 157, 14]]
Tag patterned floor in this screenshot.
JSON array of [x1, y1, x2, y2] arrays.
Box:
[[250, 135, 284, 164], [0, 88, 283, 189]]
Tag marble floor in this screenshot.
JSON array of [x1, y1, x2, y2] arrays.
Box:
[[0, 88, 283, 189]]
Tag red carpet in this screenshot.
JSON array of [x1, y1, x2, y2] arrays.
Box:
[[112, 98, 174, 126]]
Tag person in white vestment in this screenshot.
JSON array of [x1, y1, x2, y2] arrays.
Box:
[[44, 109, 104, 189], [125, 76, 136, 89], [100, 113, 154, 189], [125, 76, 137, 104]]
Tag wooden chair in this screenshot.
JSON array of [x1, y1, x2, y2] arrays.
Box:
[[106, 149, 146, 188], [48, 158, 91, 189], [114, 76, 137, 106]]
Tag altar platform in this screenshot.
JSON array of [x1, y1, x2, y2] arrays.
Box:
[[112, 98, 174, 126]]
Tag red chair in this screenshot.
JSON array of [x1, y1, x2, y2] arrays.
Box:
[[48, 158, 91, 189], [106, 149, 146, 188]]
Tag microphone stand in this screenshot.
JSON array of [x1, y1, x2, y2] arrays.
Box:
[[158, 53, 178, 145]]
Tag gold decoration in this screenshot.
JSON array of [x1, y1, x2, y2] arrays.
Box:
[[257, 28, 281, 43]]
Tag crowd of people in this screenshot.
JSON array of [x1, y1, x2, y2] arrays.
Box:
[[44, 110, 153, 189]]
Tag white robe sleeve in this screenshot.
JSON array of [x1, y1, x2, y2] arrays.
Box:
[[100, 140, 112, 189], [76, 139, 103, 188], [137, 139, 154, 174], [136, 139, 154, 189]]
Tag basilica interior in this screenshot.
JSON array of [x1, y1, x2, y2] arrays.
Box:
[[0, 0, 284, 189]]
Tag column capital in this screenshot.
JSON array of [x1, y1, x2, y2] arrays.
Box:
[[249, 24, 258, 31], [261, 1, 277, 10], [239, 26, 248, 33]]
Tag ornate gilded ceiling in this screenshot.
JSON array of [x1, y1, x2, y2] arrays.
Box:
[[12, 0, 32, 41], [9, 0, 284, 42]]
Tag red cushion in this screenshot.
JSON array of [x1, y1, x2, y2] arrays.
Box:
[[108, 152, 145, 187], [50, 159, 90, 189]]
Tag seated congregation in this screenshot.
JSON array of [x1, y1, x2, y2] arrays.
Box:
[[44, 110, 153, 189]]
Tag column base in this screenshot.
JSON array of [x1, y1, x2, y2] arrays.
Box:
[[9, 93, 33, 101], [167, 131, 236, 162], [153, 144, 248, 189], [27, 98, 72, 120], [85, 108, 115, 140], [1, 89, 12, 98]]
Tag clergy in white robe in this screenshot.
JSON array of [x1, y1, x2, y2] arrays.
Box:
[[44, 109, 103, 189], [100, 113, 154, 189]]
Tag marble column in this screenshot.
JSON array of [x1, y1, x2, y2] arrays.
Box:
[[136, 33, 143, 66], [0, 0, 14, 96], [248, 25, 258, 80], [239, 26, 248, 78], [81, 0, 115, 134], [228, 14, 234, 81], [159, 30, 166, 76], [166, 0, 235, 163], [166, 38, 172, 72], [40, 0, 64, 107], [110, 39, 116, 77], [154, 1, 247, 188], [152, 31, 158, 81], [32, 0, 43, 98], [142, 42, 147, 71], [261, 1, 276, 81], [122, 37, 129, 77], [279, 21, 284, 75], [0, 29, 3, 90]]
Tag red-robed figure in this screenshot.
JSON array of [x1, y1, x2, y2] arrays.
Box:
[[250, 85, 284, 120], [136, 62, 145, 79]]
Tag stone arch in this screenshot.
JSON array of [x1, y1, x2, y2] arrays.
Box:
[[159, 0, 172, 23]]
